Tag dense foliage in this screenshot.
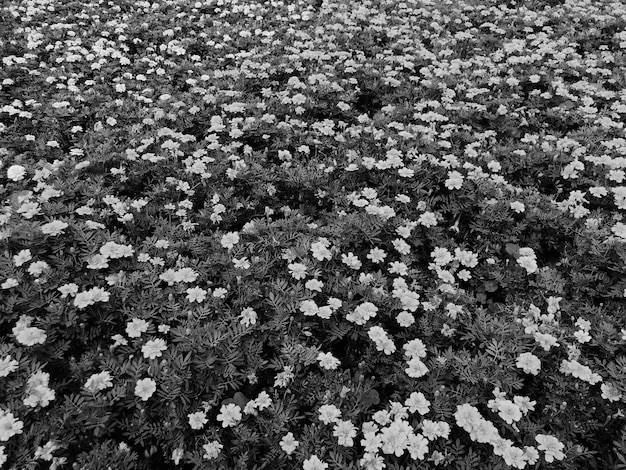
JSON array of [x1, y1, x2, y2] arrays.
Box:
[[1, 0, 626, 468]]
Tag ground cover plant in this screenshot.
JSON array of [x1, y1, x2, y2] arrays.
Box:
[[1, 0, 626, 468]]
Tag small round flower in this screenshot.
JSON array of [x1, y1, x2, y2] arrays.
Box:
[[40, 220, 69, 236], [134, 378, 157, 401], [405, 357, 429, 378], [28, 261, 50, 277], [84, 371, 113, 393], [302, 455, 328, 470], [141, 338, 167, 359], [279, 432, 300, 455], [126, 318, 150, 338], [305, 279, 324, 292], [601, 382, 623, 402], [516, 352, 541, 375], [402, 337, 426, 358], [405, 392, 431, 415], [220, 231, 240, 250], [310, 239, 332, 261], [367, 247, 387, 263], [254, 391, 272, 411], [333, 419, 357, 447], [454, 404, 482, 430], [497, 400, 522, 424], [23, 371, 55, 408], [186, 286, 207, 303], [216, 403, 242, 428], [13, 249, 32, 267], [317, 352, 340, 370], [14, 326, 47, 346], [288, 262, 307, 280], [1, 278, 19, 289], [0, 356, 19, 378], [535, 434, 565, 463], [202, 440, 223, 460], [0, 409, 24, 441], [318, 404, 341, 424], [7, 165, 27, 181], [239, 307, 258, 327], [188, 411, 208, 430]]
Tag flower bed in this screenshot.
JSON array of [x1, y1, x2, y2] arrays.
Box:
[[1, 0, 626, 468]]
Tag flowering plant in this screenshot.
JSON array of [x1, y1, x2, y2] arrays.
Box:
[[0, 0, 626, 469]]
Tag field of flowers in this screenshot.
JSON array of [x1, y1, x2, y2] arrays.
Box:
[[1, 0, 626, 468]]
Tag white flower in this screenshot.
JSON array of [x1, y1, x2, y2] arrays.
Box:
[[87, 254, 109, 270], [497, 400, 523, 424], [407, 432, 429, 460], [239, 307, 258, 327], [396, 310, 415, 327], [380, 418, 413, 457], [405, 357, 429, 378], [431, 247, 453, 266], [40, 220, 69, 235], [418, 211, 438, 227], [333, 419, 357, 447], [186, 286, 207, 303], [302, 455, 328, 470], [99, 241, 134, 259], [1, 278, 19, 289], [403, 338, 427, 359], [533, 332, 559, 351], [134, 378, 157, 401], [14, 326, 47, 346], [141, 338, 167, 359], [341, 252, 362, 269], [171, 448, 184, 465], [202, 440, 223, 460], [220, 231, 240, 250], [517, 255, 538, 274], [510, 201, 525, 213], [367, 247, 387, 263], [28, 261, 49, 277], [254, 391, 272, 411], [288, 262, 307, 280], [126, 318, 150, 338], [217, 403, 242, 427], [13, 249, 32, 267], [188, 411, 208, 430], [445, 171, 464, 190], [279, 432, 300, 455], [311, 238, 332, 260], [34, 440, 59, 460], [535, 434, 565, 463], [524, 446, 540, 465], [454, 404, 482, 430], [516, 352, 541, 375], [305, 279, 324, 292], [601, 382, 623, 402], [23, 371, 55, 408], [7, 165, 27, 181], [318, 404, 341, 424], [299, 299, 319, 316], [317, 352, 340, 370], [612, 222, 626, 239], [84, 371, 113, 393], [0, 356, 19, 377], [73, 287, 110, 309], [346, 301, 378, 325], [0, 409, 24, 441], [405, 392, 430, 415]]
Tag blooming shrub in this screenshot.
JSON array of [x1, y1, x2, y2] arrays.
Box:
[[0, 0, 626, 468]]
